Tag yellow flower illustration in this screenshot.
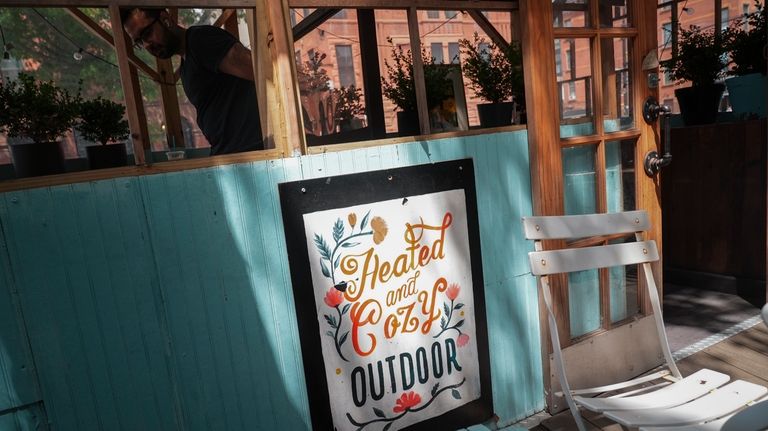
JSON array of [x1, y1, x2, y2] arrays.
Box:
[[348, 212, 357, 228], [371, 216, 388, 244]]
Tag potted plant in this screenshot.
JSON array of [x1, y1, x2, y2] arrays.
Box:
[[459, 33, 525, 127], [723, 1, 766, 118], [0, 73, 80, 177], [76, 97, 130, 169], [660, 25, 728, 125], [381, 39, 453, 136], [296, 51, 333, 136], [332, 85, 365, 132]]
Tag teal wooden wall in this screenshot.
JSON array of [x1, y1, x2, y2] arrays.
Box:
[[0, 130, 542, 430]]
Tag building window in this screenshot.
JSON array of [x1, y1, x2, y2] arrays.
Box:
[[743, 4, 750, 30], [431, 43, 444, 64], [427, 10, 439, 19], [334, 9, 347, 19], [569, 82, 577, 100], [295, 50, 302, 66], [335, 45, 355, 87], [448, 42, 460, 64], [445, 10, 458, 19], [555, 39, 562, 77], [664, 69, 672, 85], [290, 10, 296, 27], [721, 7, 730, 30], [662, 22, 672, 46], [479, 42, 490, 61]]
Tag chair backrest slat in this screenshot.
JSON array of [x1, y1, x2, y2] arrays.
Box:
[[523, 210, 650, 240], [529, 240, 659, 275]]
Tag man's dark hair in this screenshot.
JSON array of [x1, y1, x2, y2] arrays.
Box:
[[119, 7, 164, 23]]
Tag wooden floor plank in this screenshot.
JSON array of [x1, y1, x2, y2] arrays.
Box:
[[676, 350, 768, 387], [720, 326, 768, 356], [704, 339, 768, 379]]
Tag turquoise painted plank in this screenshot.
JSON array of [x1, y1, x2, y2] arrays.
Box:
[[0, 210, 39, 414]]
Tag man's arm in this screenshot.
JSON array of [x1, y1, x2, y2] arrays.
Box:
[[219, 42, 255, 81]]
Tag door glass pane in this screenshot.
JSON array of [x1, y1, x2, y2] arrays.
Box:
[[599, 0, 631, 28], [569, 269, 601, 338], [553, 0, 590, 27], [563, 145, 597, 215], [556, 38, 595, 137], [601, 37, 634, 132], [606, 139, 636, 212], [607, 244, 640, 323]]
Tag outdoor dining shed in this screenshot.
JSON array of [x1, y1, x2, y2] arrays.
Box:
[[0, 1, 765, 430]]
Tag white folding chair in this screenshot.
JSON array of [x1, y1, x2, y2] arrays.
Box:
[[523, 210, 767, 431]]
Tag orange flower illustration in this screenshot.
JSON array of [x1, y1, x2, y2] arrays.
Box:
[[393, 391, 422, 413], [457, 333, 470, 347], [446, 283, 460, 301], [324, 288, 344, 308], [371, 216, 388, 244], [348, 212, 357, 228]]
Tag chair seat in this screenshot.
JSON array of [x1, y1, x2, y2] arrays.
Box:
[[606, 380, 768, 427], [575, 368, 729, 412], [640, 397, 768, 431]]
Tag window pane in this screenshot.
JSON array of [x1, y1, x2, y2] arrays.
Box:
[[600, 0, 631, 28], [556, 38, 594, 137], [601, 37, 633, 132], [445, 10, 458, 19], [448, 42, 460, 64], [606, 139, 636, 213], [562, 145, 597, 215], [569, 270, 601, 338], [431, 43, 444, 64], [607, 248, 640, 324], [554, 0, 590, 27], [427, 10, 439, 19], [335, 45, 356, 87]]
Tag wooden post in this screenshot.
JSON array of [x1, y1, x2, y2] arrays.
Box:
[[407, 7, 430, 136], [223, 8, 239, 38], [357, 9, 386, 139], [246, 9, 272, 149], [108, 3, 150, 164], [156, 59, 185, 149]]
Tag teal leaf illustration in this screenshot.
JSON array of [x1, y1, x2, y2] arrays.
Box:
[[342, 303, 350, 315], [324, 314, 334, 326], [455, 319, 465, 328], [455, 303, 465, 310], [383, 422, 393, 431], [326, 330, 334, 337], [314, 234, 332, 260], [443, 302, 450, 317], [320, 259, 331, 278], [340, 331, 349, 346], [342, 242, 360, 248], [330, 315, 338, 327], [431, 383, 440, 396], [440, 317, 446, 329], [373, 407, 385, 418], [334, 255, 341, 269], [360, 210, 371, 230], [333, 218, 344, 243], [451, 389, 461, 399]]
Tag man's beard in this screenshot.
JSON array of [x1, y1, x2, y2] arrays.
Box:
[[154, 31, 180, 59]]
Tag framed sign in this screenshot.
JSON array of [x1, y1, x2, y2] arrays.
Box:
[[279, 159, 492, 430]]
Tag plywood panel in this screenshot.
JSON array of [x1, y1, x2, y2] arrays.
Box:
[[0, 130, 540, 429]]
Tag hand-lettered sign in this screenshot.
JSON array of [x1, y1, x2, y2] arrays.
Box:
[[279, 159, 492, 431]]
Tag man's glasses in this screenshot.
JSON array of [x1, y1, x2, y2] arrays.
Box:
[[132, 16, 160, 50]]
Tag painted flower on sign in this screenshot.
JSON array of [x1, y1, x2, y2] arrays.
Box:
[[393, 391, 422, 413], [348, 212, 357, 228], [324, 287, 344, 308], [457, 333, 470, 347], [446, 283, 460, 301], [371, 216, 388, 244]]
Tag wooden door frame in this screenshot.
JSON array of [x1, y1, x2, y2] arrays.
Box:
[[520, 0, 663, 413]]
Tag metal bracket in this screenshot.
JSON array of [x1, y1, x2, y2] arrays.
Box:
[[643, 96, 667, 124]]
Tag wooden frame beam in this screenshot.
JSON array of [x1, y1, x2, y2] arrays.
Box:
[[4, 0, 517, 8], [292, 8, 340, 41], [407, 6, 430, 136], [66, 7, 161, 82], [466, 9, 509, 50]]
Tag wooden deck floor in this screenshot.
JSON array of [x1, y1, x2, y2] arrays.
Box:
[[532, 323, 768, 431]]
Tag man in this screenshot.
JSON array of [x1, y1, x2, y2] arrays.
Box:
[[121, 8, 263, 155]]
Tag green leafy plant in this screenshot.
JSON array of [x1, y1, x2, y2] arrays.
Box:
[[459, 33, 525, 104], [332, 85, 365, 126], [381, 38, 453, 112], [296, 51, 330, 96], [660, 25, 728, 86], [0, 73, 80, 143], [723, 1, 767, 76], [77, 97, 130, 145]]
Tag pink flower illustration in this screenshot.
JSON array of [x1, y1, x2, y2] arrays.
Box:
[[393, 391, 422, 413], [457, 333, 470, 347], [446, 283, 460, 301], [324, 288, 344, 308]]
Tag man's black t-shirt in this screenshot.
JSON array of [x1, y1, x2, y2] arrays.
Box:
[[180, 26, 263, 155]]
